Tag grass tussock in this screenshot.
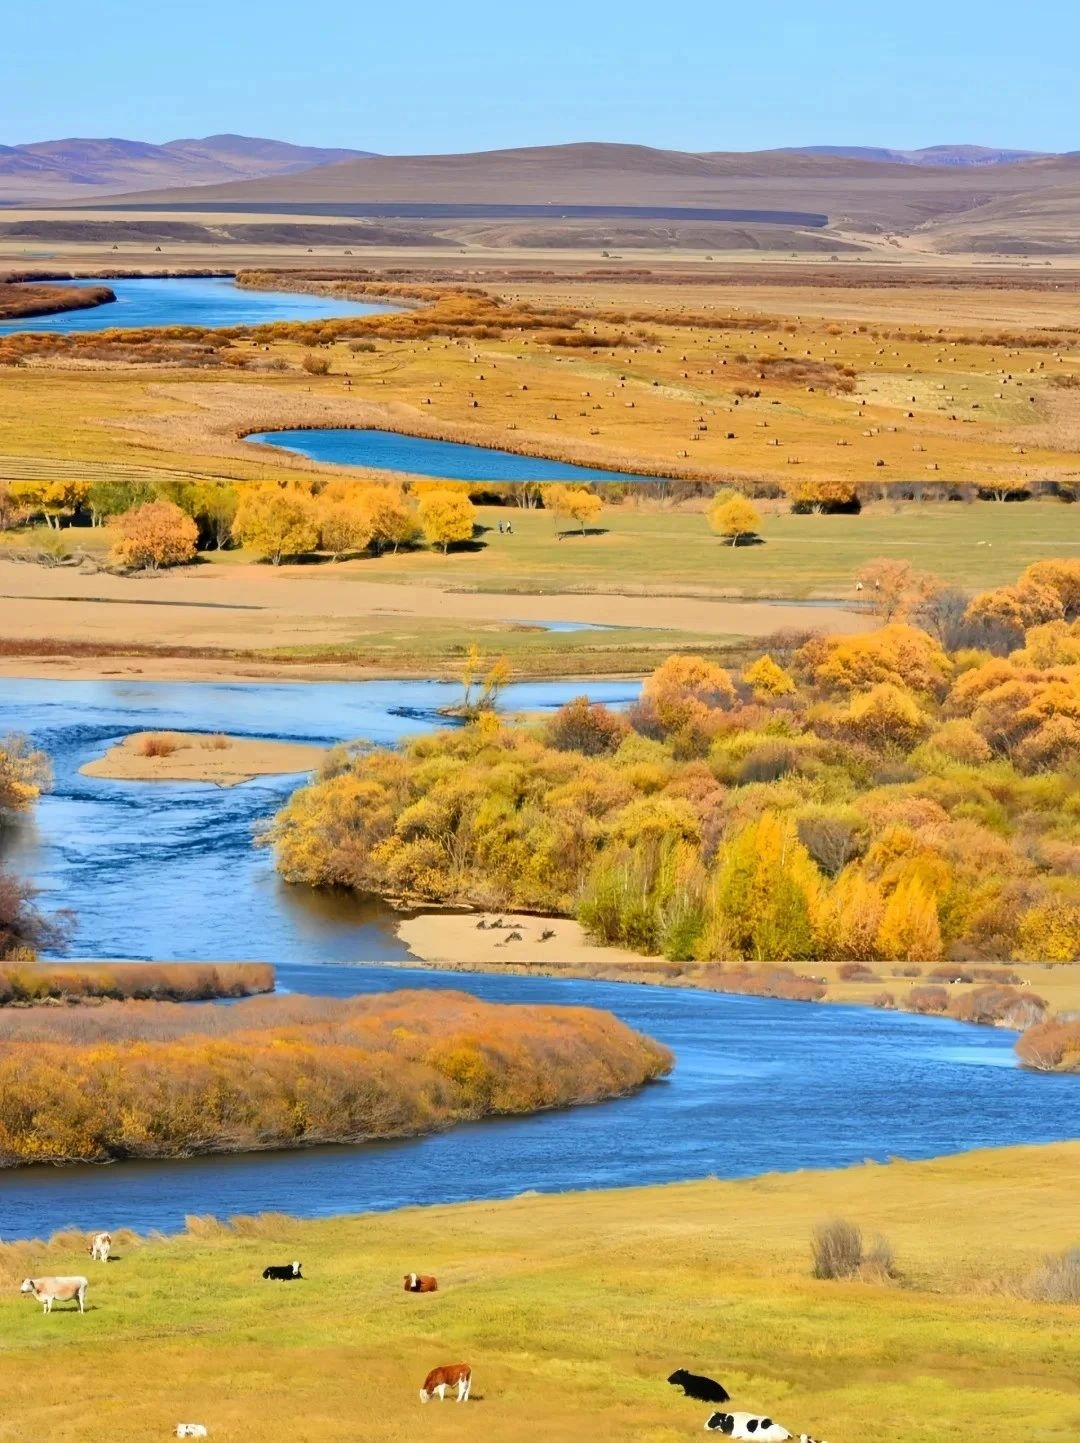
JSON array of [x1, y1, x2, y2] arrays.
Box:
[[1018, 1246, 1080, 1303], [812, 1218, 895, 1282], [135, 733, 179, 757], [0, 988, 670, 1165]]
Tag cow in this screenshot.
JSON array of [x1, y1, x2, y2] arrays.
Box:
[[419, 1363, 471, 1403], [404, 1272, 438, 1293], [20, 1277, 88, 1314], [669, 1369, 730, 1403], [262, 1261, 302, 1281], [89, 1231, 112, 1263], [704, 1412, 826, 1443], [175, 1428, 209, 1439]]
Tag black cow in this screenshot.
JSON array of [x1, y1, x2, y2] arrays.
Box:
[[668, 1369, 730, 1404], [262, 1261, 302, 1281]]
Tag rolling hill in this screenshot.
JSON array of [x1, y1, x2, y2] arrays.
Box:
[[89, 141, 1080, 249], [0, 134, 374, 203]]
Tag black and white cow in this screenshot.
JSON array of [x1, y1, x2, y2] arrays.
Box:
[[262, 1261, 302, 1281], [704, 1413, 825, 1443]]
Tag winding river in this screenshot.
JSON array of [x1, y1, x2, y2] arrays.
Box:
[[0, 276, 395, 335], [248, 428, 678, 485], [0, 677, 1075, 1239]]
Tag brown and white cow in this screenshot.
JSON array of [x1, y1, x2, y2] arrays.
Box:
[[20, 1277, 88, 1314], [89, 1232, 112, 1263], [420, 1363, 471, 1403], [404, 1272, 438, 1293]]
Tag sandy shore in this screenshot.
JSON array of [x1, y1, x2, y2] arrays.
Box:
[[0, 557, 867, 674], [80, 730, 327, 785], [397, 911, 1080, 1014]]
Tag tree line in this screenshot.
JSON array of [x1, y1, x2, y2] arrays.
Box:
[[269, 559, 1080, 968]]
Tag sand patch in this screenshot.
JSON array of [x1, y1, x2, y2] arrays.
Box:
[[80, 730, 327, 786]]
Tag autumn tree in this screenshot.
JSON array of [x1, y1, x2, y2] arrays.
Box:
[[787, 478, 858, 514], [8, 480, 90, 529], [86, 480, 156, 527], [0, 482, 26, 531], [418, 488, 475, 553], [364, 485, 420, 553], [743, 654, 797, 700], [0, 868, 69, 961], [318, 495, 375, 560], [233, 484, 319, 564], [544, 484, 603, 537], [705, 812, 820, 960], [183, 482, 239, 550], [708, 491, 761, 546], [109, 500, 198, 571], [875, 875, 943, 962]]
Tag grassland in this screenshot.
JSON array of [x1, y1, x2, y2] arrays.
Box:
[[1, 264, 1077, 678], [1, 1144, 1077, 1442]]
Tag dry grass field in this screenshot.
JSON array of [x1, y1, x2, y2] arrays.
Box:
[[1, 259, 1078, 676], [0, 1144, 1077, 1443]]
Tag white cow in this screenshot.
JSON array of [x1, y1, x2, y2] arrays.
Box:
[[175, 1428, 209, 1440], [20, 1276, 88, 1314], [89, 1231, 112, 1263]]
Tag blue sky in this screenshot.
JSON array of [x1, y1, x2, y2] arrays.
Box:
[[3, 0, 1077, 153]]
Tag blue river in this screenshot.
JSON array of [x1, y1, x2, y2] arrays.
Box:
[[0, 678, 1074, 1237], [0, 276, 395, 335]]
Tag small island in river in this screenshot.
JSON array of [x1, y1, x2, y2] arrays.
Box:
[[81, 730, 327, 785], [0, 280, 116, 321]]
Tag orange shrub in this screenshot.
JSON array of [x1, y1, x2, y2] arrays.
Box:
[[0, 990, 671, 1164]]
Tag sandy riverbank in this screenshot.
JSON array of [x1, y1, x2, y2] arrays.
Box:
[[0, 556, 866, 665], [80, 730, 327, 785], [397, 911, 1080, 1014]]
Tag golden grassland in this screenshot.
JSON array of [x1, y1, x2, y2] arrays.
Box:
[[1, 1144, 1078, 1442], [1, 270, 1078, 500]]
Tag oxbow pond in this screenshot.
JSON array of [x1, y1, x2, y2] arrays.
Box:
[[0, 678, 1075, 1238]]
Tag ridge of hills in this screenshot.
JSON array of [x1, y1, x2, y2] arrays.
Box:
[[97, 141, 1080, 251], [0, 134, 374, 202]]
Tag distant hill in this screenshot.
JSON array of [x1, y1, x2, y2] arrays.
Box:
[[106, 141, 1080, 241], [0, 134, 375, 202], [789, 144, 1050, 167]]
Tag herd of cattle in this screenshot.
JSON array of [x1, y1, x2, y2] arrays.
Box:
[[17, 1240, 828, 1438]]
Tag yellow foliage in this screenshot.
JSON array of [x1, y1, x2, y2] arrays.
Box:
[[233, 483, 319, 563], [742, 654, 797, 700], [417, 488, 476, 552], [875, 875, 944, 962], [108, 500, 197, 571], [708, 491, 761, 544]]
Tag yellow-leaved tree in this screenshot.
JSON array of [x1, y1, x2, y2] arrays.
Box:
[[8, 480, 90, 529], [703, 811, 821, 960], [317, 495, 375, 561], [109, 500, 198, 571], [708, 491, 761, 547], [544, 484, 603, 537], [233, 484, 319, 564], [418, 488, 475, 553], [742, 654, 797, 700], [875, 874, 943, 962]]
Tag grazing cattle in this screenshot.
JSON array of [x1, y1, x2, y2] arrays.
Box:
[[20, 1276, 88, 1314], [89, 1231, 112, 1263], [262, 1261, 302, 1281], [404, 1272, 438, 1293], [420, 1363, 472, 1403], [175, 1428, 209, 1439], [704, 1412, 824, 1442], [668, 1370, 730, 1404]]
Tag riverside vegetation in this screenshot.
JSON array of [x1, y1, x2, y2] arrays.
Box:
[[0, 988, 670, 1165], [269, 560, 1080, 1065]]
